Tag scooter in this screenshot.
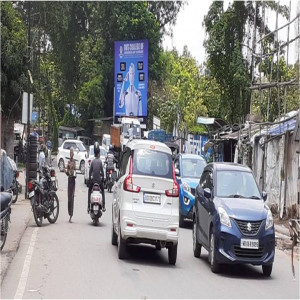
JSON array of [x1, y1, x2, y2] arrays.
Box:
[[89, 183, 103, 225], [11, 170, 22, 204], [0, 188, 13, 251]]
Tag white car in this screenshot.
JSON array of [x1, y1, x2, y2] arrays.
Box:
[[57, 139, 87, 174], [111, 140, 179, 264], [84, 145, 107, 185]]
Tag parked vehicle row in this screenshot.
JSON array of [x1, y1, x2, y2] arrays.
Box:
[[0, 188, 13, 251]]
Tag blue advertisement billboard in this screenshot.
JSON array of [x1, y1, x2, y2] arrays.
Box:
[[114, 39, 148, 117]]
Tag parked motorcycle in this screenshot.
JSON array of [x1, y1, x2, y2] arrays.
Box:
[[11, 170, 22, 204], [28, 166, 59, 227], [89, 183, 103, 225], [0, 188, 13, 251]]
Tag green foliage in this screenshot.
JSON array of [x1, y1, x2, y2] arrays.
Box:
[[1, 1, 27, 118]]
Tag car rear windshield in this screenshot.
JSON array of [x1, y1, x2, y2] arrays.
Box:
[[182, 158, 206, 178], [216, 170, 261, 199], [132, 149, 173, 179], [76, 142, 86, 152]]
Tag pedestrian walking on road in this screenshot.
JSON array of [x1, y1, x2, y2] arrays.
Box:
[[65, 147, 76, 223]]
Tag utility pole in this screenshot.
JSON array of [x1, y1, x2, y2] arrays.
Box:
[[26, 1, 31, 197]]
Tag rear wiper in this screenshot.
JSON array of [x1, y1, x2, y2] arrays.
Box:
[[227, 194, 244, 198]]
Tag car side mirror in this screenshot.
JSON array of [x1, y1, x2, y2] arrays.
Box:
[[262, 191, 267, 201], [175, 168, 180, 177], [204, 188, 212, 199]]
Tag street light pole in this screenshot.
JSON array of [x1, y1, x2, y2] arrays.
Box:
[[26, 1, 31, 198]]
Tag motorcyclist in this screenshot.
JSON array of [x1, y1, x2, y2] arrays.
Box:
[[88, 142, 106, 212], [105, 145, 117, 178]]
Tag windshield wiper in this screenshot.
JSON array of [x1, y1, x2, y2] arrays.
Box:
[[249, 195, 261, 199], [227, 194, 245, 198]]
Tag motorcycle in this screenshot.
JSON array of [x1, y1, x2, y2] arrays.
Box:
[[89, 183, 103, 225], [28, 166, 59, 227], [0, 188, 13, 251], [11, 170, 22, 204], [106, 166, 117, 193]]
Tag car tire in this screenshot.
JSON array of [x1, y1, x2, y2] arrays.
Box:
[[262, 264, 273, 277], [58, 159, 65, 172], [193, 216, 201, 258], [209, 230, 220, 273], [111, 221, 118, 246], [80, 160, 85, 174], [179, 211, 185, 228], [168, 243, 177, 265], [117, 222, 127, 259]]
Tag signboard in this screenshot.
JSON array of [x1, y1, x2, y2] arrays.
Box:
[[114, 39, 148, 118], [22, 92, 33, 124], [153, 115, 161, 129]]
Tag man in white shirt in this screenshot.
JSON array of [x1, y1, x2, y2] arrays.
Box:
[[39, 144, 46, 173]]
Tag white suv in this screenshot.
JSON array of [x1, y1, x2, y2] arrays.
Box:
[[57, 139, 87, 174], [111, 140, 179, 264]]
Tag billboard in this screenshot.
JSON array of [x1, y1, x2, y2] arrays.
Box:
[[114, 39, 148, 117]]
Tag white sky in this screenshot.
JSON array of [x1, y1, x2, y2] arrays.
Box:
[[163, 0, 300, 66]]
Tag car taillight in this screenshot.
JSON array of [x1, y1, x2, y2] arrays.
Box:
[[50, 170, 55, 177], [165, 164, 179, 197], [123, 156, 140, 193], [88, 159, 91, 165], [109, 169, 113, 174], [28, 181, 33, 191]]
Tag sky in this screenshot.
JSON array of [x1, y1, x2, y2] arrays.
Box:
[[163, 0, 300, 66]]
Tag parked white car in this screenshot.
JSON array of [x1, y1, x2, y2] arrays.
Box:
[[111, 140, 179, 264], [57, 139, 87, 174], [84, 145, 107, 185]]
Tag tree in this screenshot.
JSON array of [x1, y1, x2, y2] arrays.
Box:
[[1, 1, 27, 119]]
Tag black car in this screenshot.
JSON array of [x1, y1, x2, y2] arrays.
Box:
[[193, 163, 275, 276]]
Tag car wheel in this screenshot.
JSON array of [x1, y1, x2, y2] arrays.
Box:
[[209, 230, 220, 273], [117, 221, 127, 259], [168, 243, 177, 265], [179, 211, 185, 228], [80, 160, 85, 174], [111, 220, 118, 246], [58, 159, 65, 172], [193, 216, 201, 258], [262, 264, 273, 277]]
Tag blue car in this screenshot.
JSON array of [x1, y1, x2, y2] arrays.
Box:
[[193, 163, 275, 276], [174, 154, 206, 227]]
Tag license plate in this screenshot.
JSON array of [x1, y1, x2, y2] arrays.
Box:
[[143, 193, 161, 204], [51, 177, 56, 181], [240, 239, 259, 249], [29, 191, 34, 198]]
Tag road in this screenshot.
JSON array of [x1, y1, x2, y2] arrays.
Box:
[[1, 167, 299, 299]]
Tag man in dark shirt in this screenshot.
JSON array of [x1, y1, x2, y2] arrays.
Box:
[[88, 142, 106, 212]]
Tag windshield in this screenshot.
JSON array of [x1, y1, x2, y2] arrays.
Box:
[[76, 142, 86, 152], [133, 149, 173, 179], [123, 124, 141, 138], [182, 158, 206, 178], [216, 170, 261, 199], [100, 148, 106, 157]]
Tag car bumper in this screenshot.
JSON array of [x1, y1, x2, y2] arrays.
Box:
[[180, 190, 194, 219], [120, 211, 179, 244], [215, 226, 275, 265]]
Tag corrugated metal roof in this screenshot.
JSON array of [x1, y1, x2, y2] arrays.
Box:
[[267, 118, 296, 136]]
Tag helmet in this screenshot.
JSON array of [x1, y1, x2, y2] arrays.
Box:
[[94, 142, 100, 156]]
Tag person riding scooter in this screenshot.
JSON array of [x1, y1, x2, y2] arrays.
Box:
[[88, 142, 106, 212], [105, 145, 117, 178]]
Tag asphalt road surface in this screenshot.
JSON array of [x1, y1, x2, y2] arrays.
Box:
[[1, 167, 299, 299]]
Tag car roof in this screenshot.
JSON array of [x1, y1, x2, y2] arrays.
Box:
[[179, 153, 206, 161], [63, 139, 83, 144], [126, 139, 171, 154], [207, 162, 252, 172], [89, 145, 106, 150]]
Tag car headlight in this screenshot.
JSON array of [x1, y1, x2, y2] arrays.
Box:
[[265, 209, 273, 230], [182, 182, 191, 193], [218, 207, 231, 228]]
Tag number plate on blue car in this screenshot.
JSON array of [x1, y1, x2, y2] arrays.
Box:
[[240, 239, 259, 249], [143, 193, 161, 204]]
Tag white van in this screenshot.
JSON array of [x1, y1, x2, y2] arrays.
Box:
[[111, 140, 179, 264]]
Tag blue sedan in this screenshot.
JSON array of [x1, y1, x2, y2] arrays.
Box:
[[174, 154, 206, 227], [193, 163, 275, 276]]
